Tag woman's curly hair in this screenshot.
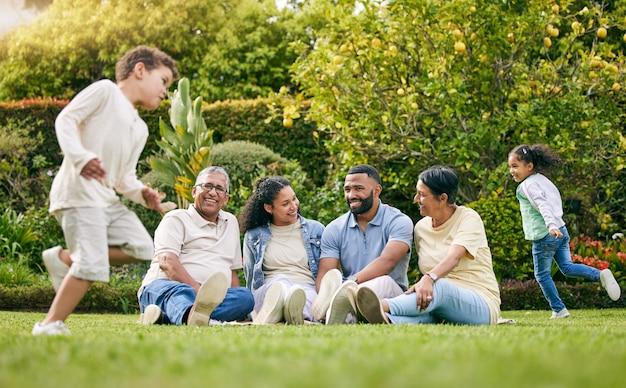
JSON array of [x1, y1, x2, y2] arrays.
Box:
[[238, 176, 292, 233]]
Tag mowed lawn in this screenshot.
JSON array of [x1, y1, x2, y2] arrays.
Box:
[[1, 309, 625, 388]]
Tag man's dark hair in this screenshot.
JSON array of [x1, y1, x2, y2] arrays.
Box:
[[347, 164, 382, 185]]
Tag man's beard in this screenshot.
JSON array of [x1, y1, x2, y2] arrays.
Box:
[[347, 190, 374, 215]]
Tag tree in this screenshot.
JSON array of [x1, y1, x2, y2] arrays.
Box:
[[0, 0, 306, 102], [288, 0, 626, 234]]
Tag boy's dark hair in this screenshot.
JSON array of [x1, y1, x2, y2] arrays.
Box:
[[115, 45, 178, 82], [510, 143, 561, 173], [347, 164, 382, 185], [419, 166, 458, 204]]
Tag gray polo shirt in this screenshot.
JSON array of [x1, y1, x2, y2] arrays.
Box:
[[321, 201, 413, 290]]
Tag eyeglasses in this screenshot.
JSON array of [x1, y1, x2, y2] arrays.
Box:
[[195, 183, 228, 195]]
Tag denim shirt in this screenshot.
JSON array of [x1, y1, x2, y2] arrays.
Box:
[[243, 215, 324, 292]]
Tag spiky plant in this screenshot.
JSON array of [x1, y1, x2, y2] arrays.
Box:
[[149, 78, 213, 209]]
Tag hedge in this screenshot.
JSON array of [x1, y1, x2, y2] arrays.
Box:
[[2, 281, 622, 314], [0, 97, 329, 185]]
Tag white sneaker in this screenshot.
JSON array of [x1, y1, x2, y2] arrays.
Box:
[[42, 246, 70, 292], [32, 320, 71, 336], [283, 285, 306, 325], [550, 308, 570, 319], [253, 282, 286, 324], [600, 269, 621, 301], [139, 304, 163, 325], [356, 287, 389, 324], [188, 272, 229, 327], [312, 268, 342, 321], [325, 280, 358, 325]]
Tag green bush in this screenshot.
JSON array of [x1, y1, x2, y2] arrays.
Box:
[[467, 195, 533, 281], [20, 206, 64, 273], [500, 279, 626, 311], [207, 98, 330, 186], [297, 176, 346, 226], [0, 208, 36, 263], [0, 282, 140, 313], [0, 99, 65, 170], [0, 262, 39, 287], [0, 117, 54, 211], [209, 140, 302, 213]]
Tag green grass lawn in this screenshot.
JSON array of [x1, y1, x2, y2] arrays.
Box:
[[1, 309, 625, 388]]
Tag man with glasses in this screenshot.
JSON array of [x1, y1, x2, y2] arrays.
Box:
[[137, 166, 254, 325]]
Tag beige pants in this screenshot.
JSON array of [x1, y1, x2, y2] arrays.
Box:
[[55, 202, 153, 282]]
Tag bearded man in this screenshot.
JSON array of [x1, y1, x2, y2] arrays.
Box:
[[311, 164, 414, 324]]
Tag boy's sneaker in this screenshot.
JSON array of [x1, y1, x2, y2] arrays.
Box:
[[32, 320, 71, 336], [284, 285, 306, 325], [312, 268, 342, 321], [550, 308, 570, 319], [42, 246, 70, 292], [188, 272, 229, 327], [139, 304, 163, 325], [325, 280, 357, 325], [356, 287, 389, 324], [253, 282, 286, 324], [600, 269, 621, 301]]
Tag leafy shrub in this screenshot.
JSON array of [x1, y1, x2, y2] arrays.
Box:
[[0, 99, 66, 172], [297, 177, 346, 226], [467, 195, 533, 281], [0, 282, 140, 313], [207, 98, 330, 186], [108, 262, 150, 289], [0, 117, 54, 211], [0, 208, 36, 263], [209, 140, 303, 212], [0, 262, 39, 287], [19, 206, 64, 272], [500, 279, 626, 311]]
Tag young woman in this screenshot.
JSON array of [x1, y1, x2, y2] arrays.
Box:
[[239, 177, 324, 324]]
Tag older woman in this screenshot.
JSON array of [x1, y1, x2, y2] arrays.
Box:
[[239, 176, 325, 324], [356, 166, 501, 325]]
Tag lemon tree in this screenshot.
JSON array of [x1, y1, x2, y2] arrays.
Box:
[[288, 0, 626, 234]]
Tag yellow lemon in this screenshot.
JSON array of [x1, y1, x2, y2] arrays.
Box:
[[454, 41, 466, 54], [544, 37, 552, 48]]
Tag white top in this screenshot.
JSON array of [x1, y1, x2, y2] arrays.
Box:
[[139, 205, 243, 295], [516, 173, 565, 239], [50, 79, 148, 212]]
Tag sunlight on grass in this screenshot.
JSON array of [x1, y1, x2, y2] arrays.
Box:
[[1, 310, 625, 387]]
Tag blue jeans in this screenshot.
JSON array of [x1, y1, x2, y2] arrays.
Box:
[[532, 226, 600, 312], [139, 279, 254, 325], [385, 279, 491, 325]]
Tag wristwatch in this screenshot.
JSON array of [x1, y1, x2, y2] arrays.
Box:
[[347, 275, 358, 283], [425, 272, 438, 282]]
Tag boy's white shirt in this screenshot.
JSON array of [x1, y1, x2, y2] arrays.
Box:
[[49, 79, 148, 213]]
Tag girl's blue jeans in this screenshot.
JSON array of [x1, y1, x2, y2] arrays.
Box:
[[532, 226, 600, 312], [140, 278, 254, 325], [385, 278, 491, 325]]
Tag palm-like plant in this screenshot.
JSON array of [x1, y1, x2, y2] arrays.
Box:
[[149, 78, 213, 209]]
